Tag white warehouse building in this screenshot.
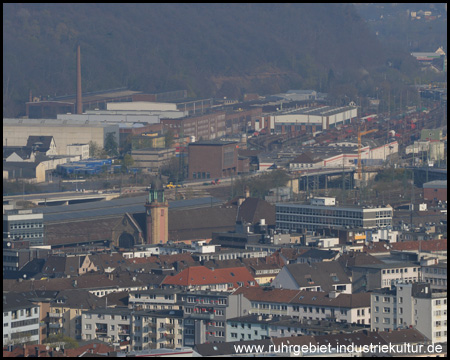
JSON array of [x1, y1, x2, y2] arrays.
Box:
[[3, 118, 119, 155], [271, 105, 358, 133], [107, 101, 178, 111]]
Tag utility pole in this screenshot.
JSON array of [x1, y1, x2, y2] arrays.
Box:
[[410, 167, 415, 227]]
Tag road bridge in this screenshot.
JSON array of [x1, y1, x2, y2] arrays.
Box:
[[4, 191, 121, 206]]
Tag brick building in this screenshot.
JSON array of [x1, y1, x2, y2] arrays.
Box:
[[423, 180, 447, 203], [188, 141, 239, 180]]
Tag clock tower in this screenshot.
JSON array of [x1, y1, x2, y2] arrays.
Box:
[[145, 188, 169, 244]]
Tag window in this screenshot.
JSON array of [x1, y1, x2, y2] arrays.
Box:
[[383, 307, 390, 313]]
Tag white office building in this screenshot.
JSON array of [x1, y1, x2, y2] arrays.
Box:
[[276, 197, 393, 232]]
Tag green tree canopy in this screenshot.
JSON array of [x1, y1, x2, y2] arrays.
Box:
[[104, 132, 118, 157]]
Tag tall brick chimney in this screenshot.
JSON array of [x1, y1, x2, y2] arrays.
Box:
[[76, 45, 82, 114]]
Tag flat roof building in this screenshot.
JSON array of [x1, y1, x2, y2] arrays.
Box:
[[3, 209, 44, 246], [269, 105, 358, 133], [3, 118, 119, 155], [276, 198, 393, 232], [188, 141, 239, 179]]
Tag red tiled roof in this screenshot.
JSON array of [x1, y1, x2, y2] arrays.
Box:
[[392, 239, 446, 252], [214, 267, 259, 288], [364, 239, 447, 253], [64, 343, 115, 357], [162, 266, 228, 286]]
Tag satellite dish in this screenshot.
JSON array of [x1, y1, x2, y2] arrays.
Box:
[[55, 347, 60, 352], [46, 346, 50, 351]]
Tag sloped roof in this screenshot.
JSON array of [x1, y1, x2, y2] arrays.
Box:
[[291, 152, 316, 164], [169, 206, 237, 241], [290, 290, 370, 308], [51, 289, 102, 309], [337, 252, 384, 268], [162, 266, 228, 286], [233, 286, 302, 303], [363, 239, 447, 253], [377, 328, 430, 344], [3, 146, 34, 160], [26, 135, 55, 150], [89, 253, 129, 272], [3, 271, 165, 293], [237, 197, 276, 225], [297, 248, 339, 261], [162, 265, 257, 288], [3, 292, 38, 312], [45, 217, 121, 246], [283, 261, 351, 292]]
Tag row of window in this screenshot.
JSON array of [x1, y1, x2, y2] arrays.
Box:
[[9, 223, 43, 229], [186, 297, 227, 305], [252, 303, 352, 316], [10, 233, 43, 239], [423, 267, 447, 275], [382, 268, 418, 275], [277, 207, 365, 218], [10, 308, 39, 319], [192, 172, 210, 179], [373, 306, 393, 314]]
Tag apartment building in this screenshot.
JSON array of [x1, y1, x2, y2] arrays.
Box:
[[128, 288, 251, 347], [234, 287, 370, 325], [48, 290, 103, 341], [3, 293, 40, 346], [226, 314, 367, 342], [421, 259, 447, 290], [272, 261, 352, 293], [352, 262, 421, 292], [370, 283, 447, 344], [81, 308, 184, 351]]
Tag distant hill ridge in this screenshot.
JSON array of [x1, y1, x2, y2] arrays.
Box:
[[4, 3, 408, 117]]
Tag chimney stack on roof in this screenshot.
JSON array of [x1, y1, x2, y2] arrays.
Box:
[[76, 45, 82, 114]]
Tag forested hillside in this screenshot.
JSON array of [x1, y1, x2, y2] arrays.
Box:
[[4, 3, 420, 117]]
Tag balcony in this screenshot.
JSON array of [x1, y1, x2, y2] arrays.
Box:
[[164, 333, 175, 340], [95, 329, 108, 335], [49, 312, 63, 318], [190, 313, 213, 320], [164, 323, 175, 329], [149, 322, 157, 328], [48, 323, 63, 329], [165, 343, 175, 349]]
